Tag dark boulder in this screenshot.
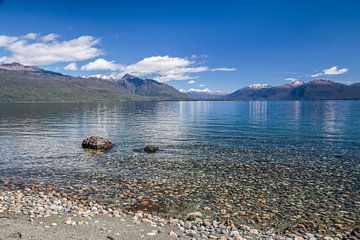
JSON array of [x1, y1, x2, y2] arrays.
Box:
[[82, 136, 114, 150], [144, 145, 159, 153]]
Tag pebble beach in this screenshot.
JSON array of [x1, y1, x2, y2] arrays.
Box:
[[1, 101, 360, 240], [1, 150, 359, 240]]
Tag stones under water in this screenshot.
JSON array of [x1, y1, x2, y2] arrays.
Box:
[[81, 136, 114, 150], [144, 145, 159, 154]]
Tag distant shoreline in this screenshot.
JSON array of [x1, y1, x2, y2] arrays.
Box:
[[1, 99, 360, 104]]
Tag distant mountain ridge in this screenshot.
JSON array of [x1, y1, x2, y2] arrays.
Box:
[[1, 62, 359, 102], [116, 74, 188, 99], [0, 63, 187, 102], [181, 88, 227, 100], [0, 62, 41, 72], [225, 80, 360, 100]]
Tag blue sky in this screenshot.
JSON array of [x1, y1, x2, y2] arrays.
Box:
[[0, 0, 359, 93]]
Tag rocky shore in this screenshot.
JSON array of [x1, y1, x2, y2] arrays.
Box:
[[1, 187, 358, 240], [1, 139, 359, 240]]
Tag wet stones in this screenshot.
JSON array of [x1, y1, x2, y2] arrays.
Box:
[[144, 145, 159, 153], [81, 136, 114, 150], [350, 228, 360, 239], [186, 211, 202, 220]]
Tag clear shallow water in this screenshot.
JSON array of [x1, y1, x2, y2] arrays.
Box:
[[0, 101, 359, 166], [0, 101, 359, 234]]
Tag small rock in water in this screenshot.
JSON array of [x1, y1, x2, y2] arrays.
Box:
[[144, 145, 159, 153], [82, 136, 114, 150]]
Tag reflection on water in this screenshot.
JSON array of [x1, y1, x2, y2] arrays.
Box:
[[249, 101, 268, 125], [0, 101, 359, 234], [0, 101, 359, 167], [322, 101, 345, 137]]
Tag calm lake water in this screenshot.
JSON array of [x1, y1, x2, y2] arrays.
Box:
[[1, 101, 359, 165], [0, 101, 359, 233]]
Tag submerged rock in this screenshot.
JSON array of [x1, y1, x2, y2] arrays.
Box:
[[82, 136, 114, 150], [144, 145, 159, 153]]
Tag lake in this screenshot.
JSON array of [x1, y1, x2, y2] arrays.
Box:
[[0, 101, 359, 234]]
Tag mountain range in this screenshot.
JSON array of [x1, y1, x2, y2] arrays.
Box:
[[224, 79, 360, 100], [180, 88, 227, 100], [117, 74, 187, 99], [0, 63, 187, 103], [0, 62, 359, 102]]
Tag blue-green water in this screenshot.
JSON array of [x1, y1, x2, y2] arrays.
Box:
[[0, 101, 359, 166], [0, 101, 359, 233]]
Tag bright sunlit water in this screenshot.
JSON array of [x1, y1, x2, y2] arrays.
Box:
[[0, 101, 359, 232], [0, 101, 359, 170]]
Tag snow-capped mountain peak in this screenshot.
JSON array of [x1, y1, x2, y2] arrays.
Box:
[[180, 88, 226, 94], [248, 83, 271, 89], [180, 88, 227, 99], [291, 79, 305, 86]]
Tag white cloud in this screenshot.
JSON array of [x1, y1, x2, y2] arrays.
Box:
[[0, 36, 17, 47], [82, 73, 123, 80], [188, 80, 196, 84], [285, 77, 299, 81], [210, 67, 236, 71], [311, 66, 348, 78], [199, 84, 206, 87], [23, 33, 37, 40], [123, 55, 191, 75], [81, 55, 236, 82], [154, 74, 194, 82], [0, 33, 102, 65], [64, 62, 77, 71], [42, 33, 59, 42], [81, 58, 121, 71]]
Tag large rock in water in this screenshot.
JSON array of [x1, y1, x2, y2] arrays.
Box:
[[82, 136, 114, 150], [144, 145, 159, 153]]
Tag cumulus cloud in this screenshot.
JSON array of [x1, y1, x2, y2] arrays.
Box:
[[0, 33, 102, 65], [188, 80, 196, 84], [42, 33, 59, 42], [0, 33, 235, 82], [23, 33, 37, 40], [81, 55, 236, 82], [0, 35, 17, 47], [210, 67, 236, 71], [284, 77, 299, 81], [81, 58, 121, 71], [311, 66, 348, 78], [64, 62, 77, 71], [82, 73, 123, 80]]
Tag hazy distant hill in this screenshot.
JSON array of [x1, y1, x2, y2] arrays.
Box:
[[225, 80, 360, 100], [116, 74, 188, 100], [0, 63, 140, 103], [0, 63, 187, 103], [180, 88, 227, 100]]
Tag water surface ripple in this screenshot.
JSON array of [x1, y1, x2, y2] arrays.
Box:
[[0, 101, 359, 234]]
